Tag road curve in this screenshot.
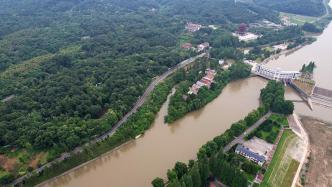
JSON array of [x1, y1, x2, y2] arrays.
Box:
[[11, 53, 206, 186]]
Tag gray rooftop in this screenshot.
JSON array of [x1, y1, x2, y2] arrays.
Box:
[[236, 144, 266, 163]]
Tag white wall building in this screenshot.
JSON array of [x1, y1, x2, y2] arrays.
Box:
[[254, 64, 301, 81]]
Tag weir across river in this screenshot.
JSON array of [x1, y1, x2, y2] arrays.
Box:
[[311, 87, 332, 108], [245, 61, 332, 110]]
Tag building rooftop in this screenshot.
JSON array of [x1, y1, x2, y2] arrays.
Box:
[[235, 144, 266, 163], [181, 43, 193, 49], [243, 137, 273, 156]]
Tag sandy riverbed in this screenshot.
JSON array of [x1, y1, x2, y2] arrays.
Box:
[[300, 117, 332, 187]]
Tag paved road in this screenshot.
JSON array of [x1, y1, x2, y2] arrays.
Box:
[[11, 53, 206, 186], [223, 112, 272, 152]]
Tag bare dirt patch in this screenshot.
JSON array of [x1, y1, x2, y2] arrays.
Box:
[[0, 155, 17, 171], [29, 153, 45, 169], [301, 117, 332, 187]]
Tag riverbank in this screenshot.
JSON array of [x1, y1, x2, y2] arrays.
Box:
[[299, 116, 332, 187], [38, 77, 266, 187], [9, 53, 206, 187], [20, 77, 177, 187], [166, 62, 251, 123], [154, 106, 269, 187], [261, 39, 314, 65]]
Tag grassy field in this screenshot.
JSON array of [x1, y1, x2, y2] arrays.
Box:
[[280, 12, 318, 25], [246, 114, 287, 143], [281, 159, 300, 187], [260, 129, 299, 187]]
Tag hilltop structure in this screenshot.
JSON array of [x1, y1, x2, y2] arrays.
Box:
[[185, 22, 202, 32]]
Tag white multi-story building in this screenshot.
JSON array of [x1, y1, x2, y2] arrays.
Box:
[[254, 64, 301, 81]]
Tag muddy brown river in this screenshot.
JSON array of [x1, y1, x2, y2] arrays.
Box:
[[41, 6, 332, 187], [40, 77, 266, 187], [267, 21, 332, 122]]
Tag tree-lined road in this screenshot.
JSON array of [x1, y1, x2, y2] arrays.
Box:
[[98, 52, 207, 141], [11, 53, 206, 186], [223, 112, 272, 152]]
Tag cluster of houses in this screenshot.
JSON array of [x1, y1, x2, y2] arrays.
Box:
[[188, 69, 217, 95], [185, 22, 203, 32], [235, 137, 274, 166], [181, 42, 210, 52]]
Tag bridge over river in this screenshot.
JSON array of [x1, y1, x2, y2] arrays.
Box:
[[244, 61, 332, 110]]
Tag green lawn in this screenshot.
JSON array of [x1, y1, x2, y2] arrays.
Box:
[[260, 129, 299, 187], [269, 114, 288, 127], [246, 114, 287, 143], [280, 12, 318, 25]]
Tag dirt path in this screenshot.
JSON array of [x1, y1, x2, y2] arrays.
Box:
[[300, 117, 332, 187]]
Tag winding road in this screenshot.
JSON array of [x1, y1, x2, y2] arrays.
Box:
[[11, 53, 207, 186]]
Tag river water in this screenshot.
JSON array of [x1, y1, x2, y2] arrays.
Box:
[[41, 8, 332, 187], [266, 20, 332, 122], [40, 77, 266, 187]]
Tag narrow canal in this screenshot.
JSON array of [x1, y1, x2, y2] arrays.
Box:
[[40, 78, 266, 187], [41, 4, 332, 186]]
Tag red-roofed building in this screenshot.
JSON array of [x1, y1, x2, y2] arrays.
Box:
[[188, 68, 216, 95], [181, 43, 193, 50]]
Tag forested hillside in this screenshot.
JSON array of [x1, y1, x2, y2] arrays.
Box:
[[254, 0, 326, 16], [0, 0, 282, 153], [0, 0, 188, 152]]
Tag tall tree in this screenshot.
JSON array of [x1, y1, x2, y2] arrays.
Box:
[[152, 177, 165, 187], [174, 162, 188, 179], [190, 163, 201, 187]]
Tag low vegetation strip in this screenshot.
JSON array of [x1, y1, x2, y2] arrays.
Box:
[[260, 129, 298, 187], [281, 159, 300, 187]]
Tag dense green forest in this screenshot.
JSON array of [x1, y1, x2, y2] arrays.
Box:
[[0, 0, 182, 150], [22, 73, 182, 187], [0, 0, 298, 155], [260, 81, 294, 115]]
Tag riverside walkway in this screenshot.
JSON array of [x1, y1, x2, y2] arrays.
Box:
[[11, 53, 207, 186], [223, 112, 272, 152]]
